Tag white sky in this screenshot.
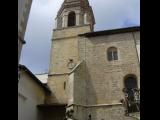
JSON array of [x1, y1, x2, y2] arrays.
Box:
[[20, 0, 140, 74]]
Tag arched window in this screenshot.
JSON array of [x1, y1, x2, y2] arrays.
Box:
[[123, 75, 140, 113], [68, 11, 76, 27], [107, 47, 118, 61]]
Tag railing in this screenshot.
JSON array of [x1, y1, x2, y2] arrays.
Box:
[[121, 88, 140, 116]]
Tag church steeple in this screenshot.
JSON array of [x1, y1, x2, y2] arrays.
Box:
[[47, 0, 95, 105], [55, 0, 95, 31]]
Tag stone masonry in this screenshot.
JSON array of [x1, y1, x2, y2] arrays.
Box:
[[46, 0, 140, 120]]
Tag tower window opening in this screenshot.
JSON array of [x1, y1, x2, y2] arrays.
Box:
[[68, 11, 76, 27]]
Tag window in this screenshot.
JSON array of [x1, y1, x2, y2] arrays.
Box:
[[123, 75, 140, 113], [68, 11, 76, 27], [107, 47, 118, 61]]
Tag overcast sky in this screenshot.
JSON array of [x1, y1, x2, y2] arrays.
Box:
[[20, 0, 140, 74]]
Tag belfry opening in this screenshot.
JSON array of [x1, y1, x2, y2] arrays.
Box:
[[68, 11, 76, 27]]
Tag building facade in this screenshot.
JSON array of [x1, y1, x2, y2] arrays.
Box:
[[18, 65, 51, 120], [46, 0, 140, 120], [18, 0, 33, 62], [47, 0, 95, 104], [68, 28, 140, 120]]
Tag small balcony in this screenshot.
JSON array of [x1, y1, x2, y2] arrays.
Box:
[[121, 88, 140, 116]]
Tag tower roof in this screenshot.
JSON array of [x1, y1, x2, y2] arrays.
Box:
[[79, 26, 140, 37]]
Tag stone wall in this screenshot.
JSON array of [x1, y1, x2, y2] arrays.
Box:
[[46, 75, 68, 104], [18, 0, 32, 61], [18, 0, 32, 39], [49, 25, 91, 74], [73, 61, 86, 105], [18, 37, 23, 61], [47, 26, 91, 104], [67, 61, 87, 120], [69, 104, 139, 120], [77, 31, 140, 120], [85, 105, 137, 120]]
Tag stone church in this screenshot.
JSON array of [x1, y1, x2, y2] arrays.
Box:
[[38, 0, 140, 120]]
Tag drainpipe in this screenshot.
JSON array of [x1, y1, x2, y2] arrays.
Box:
[[132, 32, 140, 64]]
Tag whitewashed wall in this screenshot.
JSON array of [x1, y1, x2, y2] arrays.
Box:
[[18, 70, 45, 120]]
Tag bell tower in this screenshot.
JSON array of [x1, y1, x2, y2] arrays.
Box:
[[56, 0, 95, 30], [47, 0, 95, 104]]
